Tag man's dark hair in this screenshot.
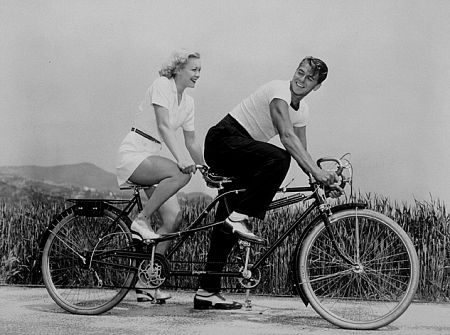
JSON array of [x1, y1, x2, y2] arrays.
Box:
[[300, 57, 328, 84]]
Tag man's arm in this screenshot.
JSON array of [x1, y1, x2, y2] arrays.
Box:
[[294, 126, 307, 151], [270, 98, 337, 186]]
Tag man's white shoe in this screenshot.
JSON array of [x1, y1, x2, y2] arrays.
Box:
[[194, 289, 242, 310], [224, 218, 264, 244]]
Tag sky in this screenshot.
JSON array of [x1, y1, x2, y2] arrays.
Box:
[[1, 0, 450, 205]]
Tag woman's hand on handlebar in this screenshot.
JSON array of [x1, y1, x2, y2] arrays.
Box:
[[179, 163, 209, 175], [177, 160, 196, 174]]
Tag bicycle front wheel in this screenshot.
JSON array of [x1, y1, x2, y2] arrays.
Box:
[[41, 205, 136, 315], [297, 208, 419, 330]]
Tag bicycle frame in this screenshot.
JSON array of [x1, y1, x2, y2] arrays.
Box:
[[41, 172, 366, 306], [164, 185, 365, 279], [81, 182, 364, 281]]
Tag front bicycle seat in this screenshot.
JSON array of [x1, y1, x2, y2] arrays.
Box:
[[203, 170, 235, 189]]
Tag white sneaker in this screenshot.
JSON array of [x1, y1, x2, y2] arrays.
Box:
[[130, 217, 159, 241], [136, 288, 171, 303]]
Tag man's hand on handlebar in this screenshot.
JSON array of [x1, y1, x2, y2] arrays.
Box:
[[328, 184, 343, 198], [314, 169, 344, 198]]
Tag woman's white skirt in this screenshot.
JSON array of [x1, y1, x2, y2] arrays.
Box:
[[116, 131, 162, 186]]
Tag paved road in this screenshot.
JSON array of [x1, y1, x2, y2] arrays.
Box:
[[1, 286, 450, 335]]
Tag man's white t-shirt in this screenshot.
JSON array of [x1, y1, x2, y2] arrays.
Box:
[[229, 80, 309, 142], [133, 76, 195, 142]]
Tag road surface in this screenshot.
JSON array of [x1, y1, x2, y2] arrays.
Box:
[[1, 286, 449, 335]]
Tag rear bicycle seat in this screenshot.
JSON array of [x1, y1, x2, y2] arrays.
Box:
[[119, 181, 154, 191]]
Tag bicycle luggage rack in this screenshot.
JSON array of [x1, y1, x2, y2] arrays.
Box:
[[66, 199, 104, 217], [67, 198, 131, 217]]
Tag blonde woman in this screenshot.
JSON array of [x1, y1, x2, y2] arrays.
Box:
[[116, 49, 204, 302]]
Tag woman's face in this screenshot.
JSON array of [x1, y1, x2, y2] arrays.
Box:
[[176, 57, 201, 89]]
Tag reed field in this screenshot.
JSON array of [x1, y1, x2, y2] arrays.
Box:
[[1, 192, 449, 301]]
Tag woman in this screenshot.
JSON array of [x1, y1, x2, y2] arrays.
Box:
[[116, 49, 205, 302]]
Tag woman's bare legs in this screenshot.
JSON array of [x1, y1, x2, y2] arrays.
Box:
[[130, 156, 191, 214], [155, 195, 183, 255], [143, 188, 182, 255], [131, 156, 190, 302], [129, 156, 190, 240]]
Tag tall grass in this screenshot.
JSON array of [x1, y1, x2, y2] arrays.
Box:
[[355, 192, 450, 300], [0, 199, 65, 284], [1, 192, 449, 301]]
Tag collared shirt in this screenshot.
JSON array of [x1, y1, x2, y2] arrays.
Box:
[[229, 80, 309, 142], [133, 77, 195, 142]]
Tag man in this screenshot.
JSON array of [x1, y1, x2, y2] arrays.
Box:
[[194, 57, 340, 310]]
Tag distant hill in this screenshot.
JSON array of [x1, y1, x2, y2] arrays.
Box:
[[0, 162, 212, 203], [0, 162, 118, 193]]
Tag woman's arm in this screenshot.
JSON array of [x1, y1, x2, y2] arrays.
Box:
[[183, 130, 205, 165], [154, 104, 190, 169]]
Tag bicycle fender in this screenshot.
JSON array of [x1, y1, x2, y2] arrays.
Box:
[[290, 202, 367, 306], [34, 205, 80, 282], [329, 202, 367, 214], [38, 201, 125, 252], [38, 206, 74, 252]]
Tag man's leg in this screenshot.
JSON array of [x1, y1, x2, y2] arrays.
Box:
[[198, 191, 238, 292], [207, 137, 291, 220], [199, 141, 290, 291], [196, 116, 290, 307]]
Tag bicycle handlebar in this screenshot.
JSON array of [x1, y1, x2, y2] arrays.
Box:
[[316, 157, 344, 175], [196, 154, 352, 192], [315, 155, 352, 193]]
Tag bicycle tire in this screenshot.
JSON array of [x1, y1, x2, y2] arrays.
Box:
[[296, 208, 419, 330], [41, 204, 136, 315]]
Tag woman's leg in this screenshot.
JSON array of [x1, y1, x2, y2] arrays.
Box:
[[130, 156, 191, 219], [129, 156, 190, 240], [132, 157, 189, 302], [154, 194, 183, 255]]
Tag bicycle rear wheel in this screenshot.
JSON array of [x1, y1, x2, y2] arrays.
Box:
[[296, 208, 419, 330], [41, 205, 136, 315]]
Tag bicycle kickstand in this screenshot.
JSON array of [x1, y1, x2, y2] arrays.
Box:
[[239, 240, 253, 310], [245, 289, 252, 310]]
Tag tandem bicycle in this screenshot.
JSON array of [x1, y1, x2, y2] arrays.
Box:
[[40, 155, 419, 330]]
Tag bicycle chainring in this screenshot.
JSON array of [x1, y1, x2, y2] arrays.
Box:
[[238, 267, 261, 289], [137, 253, 169, 289]]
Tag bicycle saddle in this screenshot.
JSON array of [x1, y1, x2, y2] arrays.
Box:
[[203, 170, 235, 189], [120, 181, 154, 190]]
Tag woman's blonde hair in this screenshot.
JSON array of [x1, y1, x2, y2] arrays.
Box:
[[159, 49, 201, 79]]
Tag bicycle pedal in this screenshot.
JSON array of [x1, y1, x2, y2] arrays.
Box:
[[153, 299, 166, 305], [238, 240, 251, 248]]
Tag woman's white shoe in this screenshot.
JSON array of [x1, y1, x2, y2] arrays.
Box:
[[130, 218, 160, 241], [136, 288, 172, 303]]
